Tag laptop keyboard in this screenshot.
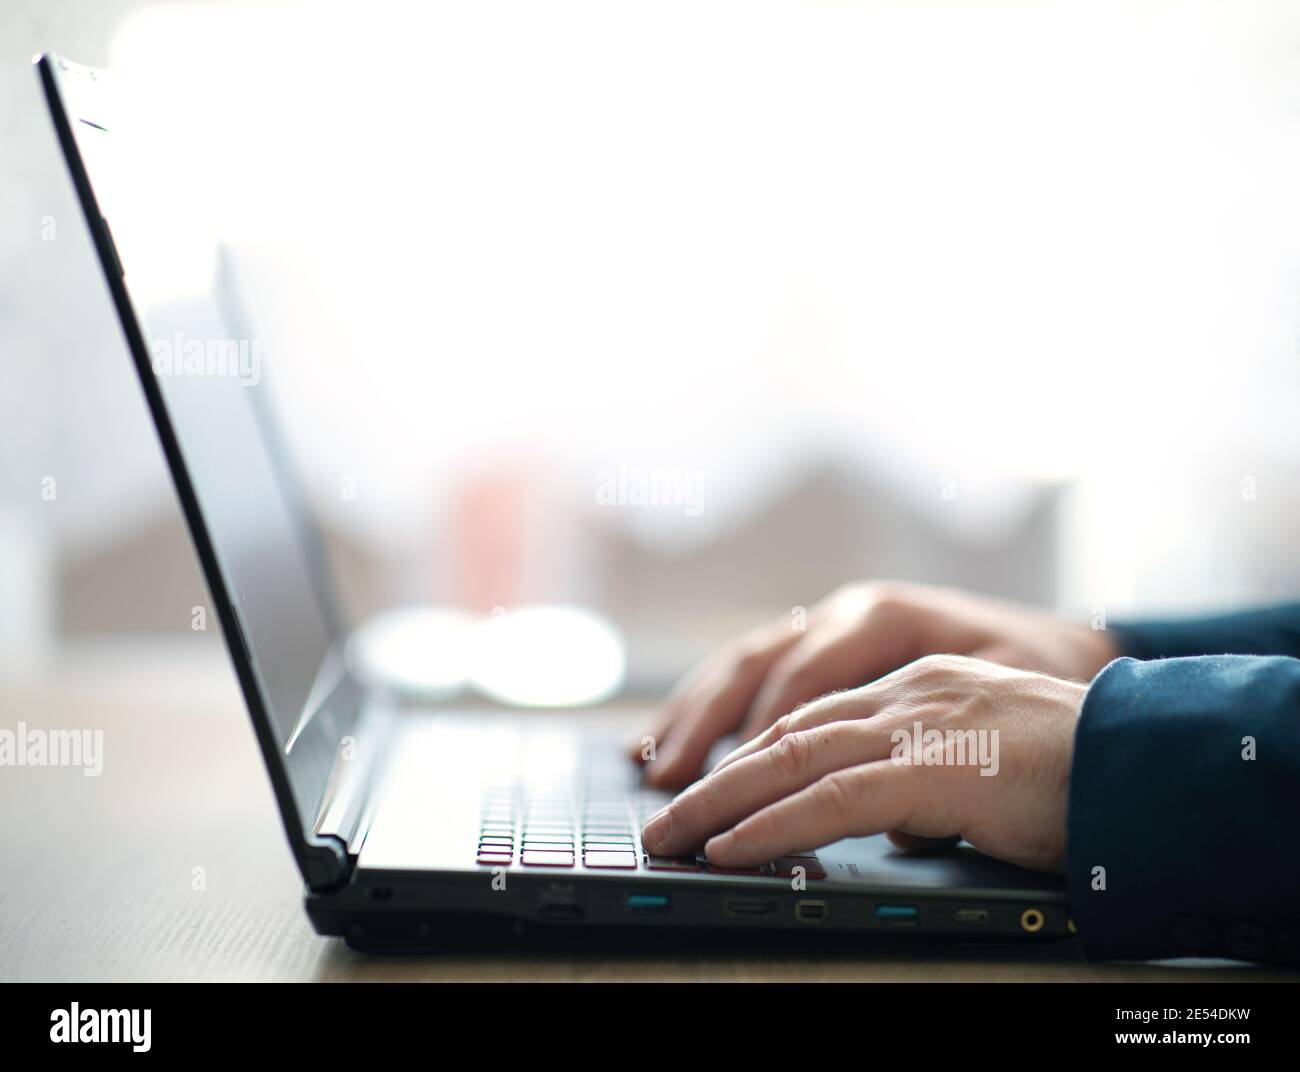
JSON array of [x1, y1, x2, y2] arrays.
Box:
[[474, 747, 825, 879]]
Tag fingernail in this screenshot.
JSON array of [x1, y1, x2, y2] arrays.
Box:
[[641, 807, 673, 851]]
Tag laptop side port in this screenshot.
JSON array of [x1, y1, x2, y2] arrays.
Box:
[[1020, 907, 1045, 933], [723, 898, 777, 919], [795, 899, 829, 923], [874, 903, 918, 925], [953, 907, 989, 925], [624, 893, 670, 915], [537, 902, 585, 921]]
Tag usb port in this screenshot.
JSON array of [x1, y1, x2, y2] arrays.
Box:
[[625, 893, 670, 914], [953, 907, 989, 924], [874, 903, 918, 924]]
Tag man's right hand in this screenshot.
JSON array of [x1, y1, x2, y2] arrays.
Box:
[[630, 581, 1118, 790]]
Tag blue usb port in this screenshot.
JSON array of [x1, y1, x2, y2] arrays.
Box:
[[874, 903, 918, 924], [625, 893, 670, 914]]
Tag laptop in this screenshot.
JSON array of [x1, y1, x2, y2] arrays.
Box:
[[37, 52, 1070, 950]]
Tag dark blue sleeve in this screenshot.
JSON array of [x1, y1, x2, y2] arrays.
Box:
[[1110, 603, 1300, 661], [1066, 655, 1300, 964]]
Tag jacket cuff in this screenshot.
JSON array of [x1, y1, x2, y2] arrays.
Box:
[[1066, 655, 1300, 963]]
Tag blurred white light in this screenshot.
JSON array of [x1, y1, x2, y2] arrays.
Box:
[[349, 606, 476, 698], [470, 606, 626, 708]]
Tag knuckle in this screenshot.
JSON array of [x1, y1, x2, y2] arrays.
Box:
[[865, 580, 910, 613], [769, 729, 813, 778], [786, 692, 831, 730], [909, 652, 963, 678], [828, 581, 866, 605]]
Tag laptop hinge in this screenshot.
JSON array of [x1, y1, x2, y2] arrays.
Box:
[[299, 835, 352, 893], [312, 697, 393, 857]]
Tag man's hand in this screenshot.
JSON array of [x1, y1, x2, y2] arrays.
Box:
[[640, 654, 1088, 873], [632, 581, 1116, 789]]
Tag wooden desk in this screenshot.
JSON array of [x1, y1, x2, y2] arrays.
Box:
[[0, 642, 1288, 981]]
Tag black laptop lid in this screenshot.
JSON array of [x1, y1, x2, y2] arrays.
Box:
[[38, 54, 363, 889]]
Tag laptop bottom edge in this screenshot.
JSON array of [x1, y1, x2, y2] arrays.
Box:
[[306, 866, 1073, 953]]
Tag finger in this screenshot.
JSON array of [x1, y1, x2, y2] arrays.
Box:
[[886, 830, 961, 853], [627, 669, 702, 763], [644, 622, 806, 788], [704, 760, 923, 868], [643, 669, 758, 789], [625, 651, 715, 763], [737, 594, 925, 742], [625, 707, 676, 765], [737, 625, 864, 742], [641, 719, 897, 857], [710, 674, 895, 776]]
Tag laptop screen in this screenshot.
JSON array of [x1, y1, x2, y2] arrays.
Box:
[[142, 288, 341, 750], [43, 57, 358, 861]]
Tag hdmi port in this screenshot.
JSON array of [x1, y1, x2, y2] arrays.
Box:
[[724, 898, 777, 919]]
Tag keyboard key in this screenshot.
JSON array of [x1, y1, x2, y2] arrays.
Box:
[[583, 851, 638, 869], [476, 852, 513, 866], [774, 857, 826, 880], [521, 850, 576, 867], [583, 841, 637, 853], [691, 851, 769, 876], [645, 855, 699, 872], [478, 836, 514, 846]]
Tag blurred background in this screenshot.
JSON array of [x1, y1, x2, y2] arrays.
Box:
[[4, 0, 1300, 697]]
